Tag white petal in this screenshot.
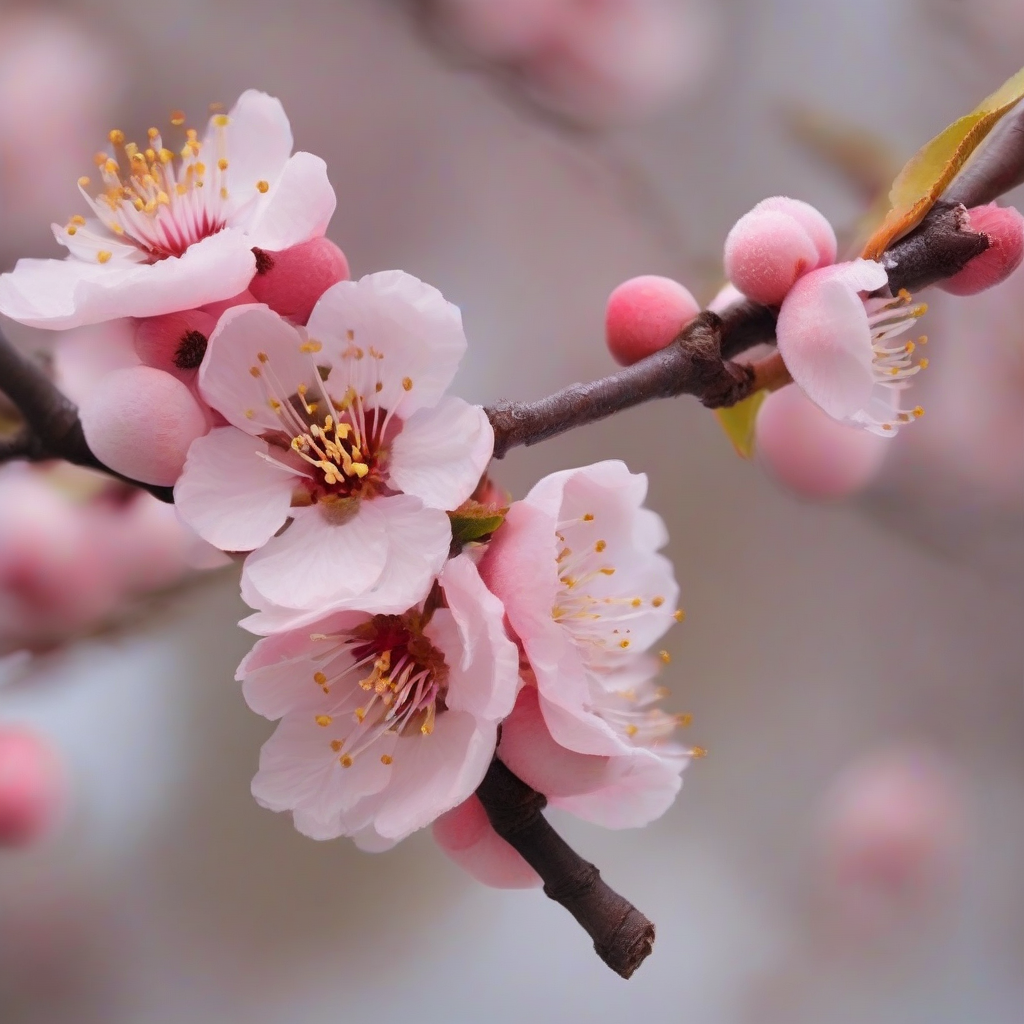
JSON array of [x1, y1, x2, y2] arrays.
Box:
[[0, 230, 257, 330], [198, 303, 323, 433], [241, 501, 390, 614], [776, 269, 877, 419], [306, 271, 467, 418], [174, 427, 295, 551], [387, 397, 493, 509], [239, 495, 451, 634], [217, 90, 293, 217], [373, 712, 496, 842], [245, 152, 336, 251]]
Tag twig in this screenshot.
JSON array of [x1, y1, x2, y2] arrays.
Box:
[[0, 329, 173, 501], [475, 758, 655, 979], [487, 198, 993, 458]]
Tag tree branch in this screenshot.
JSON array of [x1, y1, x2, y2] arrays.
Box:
[[487, 199, 995, 458], [0, 327, 173, 501], [475, 758, 655, 979]]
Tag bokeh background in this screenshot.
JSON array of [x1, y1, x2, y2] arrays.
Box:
[[0, 1, 1021, 1021]]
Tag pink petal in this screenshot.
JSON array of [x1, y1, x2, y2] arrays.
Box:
[[198, 303, 321, 434], [775, 263, 881, 419], [81, 366, 208, 487], [756, 384, 888, 499], [388, 397, 493, 510], [433, 796, 541, 889], [305, 271, 467, 417], [0, 728, 64, 847], [0, 229, 257, 330], [245, 152, 337, 251], [174, 427, 296, 551], [52, 319, 140, 406]]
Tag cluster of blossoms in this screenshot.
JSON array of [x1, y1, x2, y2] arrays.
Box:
[[605, 194, 1024, 500], [0, 91, 696, 877]]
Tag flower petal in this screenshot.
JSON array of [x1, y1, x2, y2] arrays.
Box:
[[0, 230, 257, 330], [174, 427, 295, 551], [306, 271, 467, 418], [388, 397, 493, 510], [245, 152, 336, 251], [198, 303, 322, 434], [433, 796, 541, 889]]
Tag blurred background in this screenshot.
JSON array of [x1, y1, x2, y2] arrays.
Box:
[[0, 1, 1021, 1021]]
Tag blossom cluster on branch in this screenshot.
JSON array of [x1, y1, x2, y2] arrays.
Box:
[[0, 77, 1021, 975]]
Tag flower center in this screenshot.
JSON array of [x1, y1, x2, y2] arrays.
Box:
[[61, 111, 267, 263], [309, 609, 449, 769], [865, 289, 931, 429]]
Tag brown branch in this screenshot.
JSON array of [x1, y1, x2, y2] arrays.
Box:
[[487, 200, 997, 458], [0, 327, 173, 501], [475, 758, 655, 978]]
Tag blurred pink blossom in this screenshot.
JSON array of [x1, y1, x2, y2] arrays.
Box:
[[0, 727, 65, 847], [436, 0, 720, 124]]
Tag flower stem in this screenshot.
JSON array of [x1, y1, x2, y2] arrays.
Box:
[[475, 758, 655, 979]]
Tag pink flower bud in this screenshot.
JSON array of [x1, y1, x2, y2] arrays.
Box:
[[0, 728, 64, 847], [134, 309, 218, 381], [755, 385, 888, 499], [249, 237, 350, 325], [433, 796, 541, 889], [605, 274, 700, 366], [724, 196, 837, 306], [200, 289, 257, 319], [80, 366, 209, 487], [938, 203, 1024, 296]]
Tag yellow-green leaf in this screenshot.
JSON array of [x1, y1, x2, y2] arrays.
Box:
[[449, 500, 508, 545], [862, 66, 1024, 260], [715, 390, 767, 460]]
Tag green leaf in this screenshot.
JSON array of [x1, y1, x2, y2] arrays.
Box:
[[449, 501, 508, 545], [714, 389, 767, 460], [862, 67, 1024, 260]]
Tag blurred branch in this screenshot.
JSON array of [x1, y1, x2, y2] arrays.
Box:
[[476, 758, 655, 979], [0, 326, 173, 501]]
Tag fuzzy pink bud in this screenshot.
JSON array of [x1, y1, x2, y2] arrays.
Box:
[[0, 728, 64, 847], [724, 196, 837, 306], [134, 309, 217, 381], [80, 366, 209, 487], [938, 203, 1024, 296], [249, 237, 350, 325], [605, 274, 700, 366], [756, 385, 888, 499]]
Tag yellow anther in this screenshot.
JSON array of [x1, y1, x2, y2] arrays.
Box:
[[905, 340, 916, 353], [673, 609, 685, 622], [313, 672, 327, 686], [619, 639, 631, 649], [330, 740, 342, 752], [71, 215, 86, 226], [213, 114, 230, 128], [249, 366, 262, 378], [93, 151, 109, 167], [380, 755, 393, 766], [354, 708, 366, 723], [595, 540, 607, 553], [300, 340, 323, 353], [913, 405, 925, 418], [918, 357, 929, 369], [160, 148, 174, 164], [257, 352, 269, 363], [67, 226, 77, 236], [256, 180, 270, 193], [625, 724, 639, 737], [170, 110, 186, 126], [889, 367, 900, 376], [882, 423, 893, 431], [108, 129, 125, 145], [340, 755, 353, 768], [104, 159, 118, 175], [651, 596, 665, 608], [676, 713, 693, 728], [145, 148, 157, 162], [220, 187, 229, 200], [97, 251, 112, 264], [315, 715, 333, 728], [691, 747, 708, 759], [402, 377, 413, 391], [600, 567, 616, 576], [346, 329, 355, 341], [218, 158, 229, 171], [148, 127, 160, 139], [659, 650, 671, 664], [582, 513, 595, 522], [78, 176, 91, 188], [269, 398, 281, 411], [631, 598, 642, 608]]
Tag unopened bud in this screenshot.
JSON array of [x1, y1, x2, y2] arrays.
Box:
[[605, 275, 700, 366], [937, 203, 1024, 296], [249, 237, 350, 325]]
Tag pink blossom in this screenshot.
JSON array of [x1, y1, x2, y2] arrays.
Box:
[[481, 460, 690, 828], [241, 554, 519, 847], [437, 0, 719, 125], [724, 196, 837, 306], [0, 727, 64, 847], [755, 384, 889, 500], [775, 259, 929, 436], [174, 272, 493, 633], [937, 203, 1024, 296], [0, 90, 335, 330], [605, 274, 699, 366]]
